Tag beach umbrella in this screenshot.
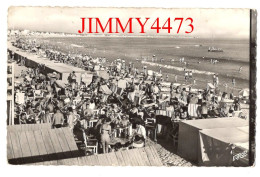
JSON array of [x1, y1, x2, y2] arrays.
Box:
[[239, 88, 249, 97]]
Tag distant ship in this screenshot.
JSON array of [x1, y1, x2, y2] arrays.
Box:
[[208, 47, 223, 52]]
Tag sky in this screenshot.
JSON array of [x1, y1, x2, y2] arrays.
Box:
[[8, 7, 250, 38]]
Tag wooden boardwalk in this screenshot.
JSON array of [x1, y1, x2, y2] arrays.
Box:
[[7, 127, 80, 164], [7, 123, 52, 132], [31, 146, 163, 166]]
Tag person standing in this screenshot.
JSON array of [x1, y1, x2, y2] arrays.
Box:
[[184, 71, 188, 83], [52, 107, 64, 128], [201, 102, 208, 119], [67, 107, 77, 133], [232, 78, 236, 87], [166, 74, 169, 81], [175, 75, 178, 83], [215, 75, 219, 86], [212, 74, 216, 86], [189, 71, 193, 80], [100, 118, 112, 153]]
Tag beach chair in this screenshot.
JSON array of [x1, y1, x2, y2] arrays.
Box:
[[33, 90, 44, 99], [145, 118, 157, 141], [83, 130, 98, 155]]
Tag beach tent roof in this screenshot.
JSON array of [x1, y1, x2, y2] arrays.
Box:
[[207, 83, 215, 89], [178, 118, 249, 165], [100, 85, 112, 95], [96, 71, 109, 80], [199, 126, 249, 166], [239, 88, 249, 97], [81, 73, 93, 86], [55, 80, 66, 88]]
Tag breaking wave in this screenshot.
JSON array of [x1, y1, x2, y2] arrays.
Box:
[[142, 61, 215, 75]]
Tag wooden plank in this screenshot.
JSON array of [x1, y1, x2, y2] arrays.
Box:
[[7, 126, 15, 132], [120, 150, 134, 166], [21, 124, 28, 131], [34, 130, 48, 155], [92, 155, 101, 166], [83, 156, 92, 166], [26, 124, 32, 131], [60, 128, 79, 156], [67, 156, 79, 165], [9, 131, 23, 160], [127, 149, 141, 166], [103, 153, 113, 166], [76, 157, 84, 166], [82, 156, 92, 166], [18, 131, 32, 159], [48, 160, 58, 165], [25, 131, 40, 156], [42, 160, 52, 165], [148, 146, 163, 166], [84, 156, 92, 166], [131, 148, 144, 166], [7, 131, 15, 160], [96, 154, 106, 166], [40, 123, 46, 130], [138, 148, 151, 166], [35, 161, 44, 165], [40, 129, 57, 159], [47, 129, 65, 160], [87, 155, 95, 166], [144, 146, 157, 166], [108, 152, 119, 166], [132, 148, 146, 166], [114, 151, 126, 166], [15, 124, 22, 131], [54, 129, 73, 159], [61, 128, 78, 150], [29, 124, 35, 131]]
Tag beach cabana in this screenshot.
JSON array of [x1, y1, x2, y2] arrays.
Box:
[[199, 126, 249, 166], [177, 117, 248, 164], [96, 70, 109, 80], [239, 88, 249, 98], [81, 73, 93, 86], [100, 85, 112, 95], [207, 83, 215, 91]]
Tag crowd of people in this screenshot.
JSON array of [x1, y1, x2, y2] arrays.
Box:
[[9, 37, 247, 155]]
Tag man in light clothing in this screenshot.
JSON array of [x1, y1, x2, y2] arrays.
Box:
[[67, 107, 77, 133], [132, 121, 146, 148]]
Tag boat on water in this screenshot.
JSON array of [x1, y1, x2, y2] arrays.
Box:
[[208, 47, 224, 52]]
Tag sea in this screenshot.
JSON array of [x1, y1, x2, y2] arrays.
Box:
[[37, 36, 250, 94]]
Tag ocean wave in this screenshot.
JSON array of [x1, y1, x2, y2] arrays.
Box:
[[142, 61, 215, 75], [71, 44, 83, 48]]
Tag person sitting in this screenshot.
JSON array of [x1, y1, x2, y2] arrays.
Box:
[[132, 121, 146, 148], [19, 112, 27, 124]]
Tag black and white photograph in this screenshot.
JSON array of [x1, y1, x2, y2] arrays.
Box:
[[5, 6, 256, 167]]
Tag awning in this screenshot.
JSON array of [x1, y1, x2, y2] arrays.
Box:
[[100, 85, 112, 95], [239, 88, 249, 97], [81, 73, 93, 86], [55, 80, 66, 88], [207, 83, 215, 89], [96, 71, 109, 80]]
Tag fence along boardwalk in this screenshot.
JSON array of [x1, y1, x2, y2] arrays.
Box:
[[31, 146, 163, 166], [7, 126, 80, 164]]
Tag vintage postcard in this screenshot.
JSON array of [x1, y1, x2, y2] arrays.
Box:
[[6, 7, 257, 167]]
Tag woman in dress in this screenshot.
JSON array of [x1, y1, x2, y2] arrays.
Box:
[[100, 118, 112, 153]]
